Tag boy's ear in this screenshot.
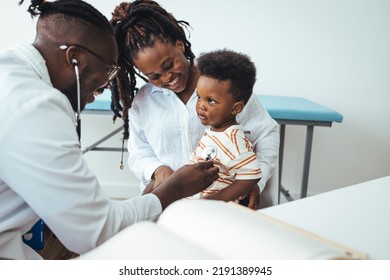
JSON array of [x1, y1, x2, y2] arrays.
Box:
[[232, 101, 244, 116]]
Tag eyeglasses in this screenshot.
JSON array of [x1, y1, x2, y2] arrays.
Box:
[[60, 44, 120, 90]]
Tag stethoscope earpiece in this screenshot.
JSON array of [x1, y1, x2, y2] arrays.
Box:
[[71, 58, 78, 66], [72, 57, 81, 143]]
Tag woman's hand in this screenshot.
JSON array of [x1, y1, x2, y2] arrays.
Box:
[[143, 165, 174, 195], [153, 165, 174, 188]]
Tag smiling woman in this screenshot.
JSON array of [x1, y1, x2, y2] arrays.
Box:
[[110, 0, 279, 205], [109, 0, 196, 126], [132, 40, 195, 100]]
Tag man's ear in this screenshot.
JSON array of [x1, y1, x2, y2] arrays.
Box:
[[232, 101, 244, 116], [63, 45, 82, 71]]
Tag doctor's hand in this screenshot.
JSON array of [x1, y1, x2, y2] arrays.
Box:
[[152, 161, 219, 210]]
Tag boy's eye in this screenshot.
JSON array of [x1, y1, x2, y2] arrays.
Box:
[[208, 98, 216, 104]]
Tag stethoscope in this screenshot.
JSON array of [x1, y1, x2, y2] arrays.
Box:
[[72, 58, 81, 143], [203, 145, 217, 161]]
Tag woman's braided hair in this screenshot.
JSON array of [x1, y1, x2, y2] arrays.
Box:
[[110, 0, 195, 141]]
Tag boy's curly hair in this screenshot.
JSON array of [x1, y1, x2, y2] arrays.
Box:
[[197, 49, 257, 104]]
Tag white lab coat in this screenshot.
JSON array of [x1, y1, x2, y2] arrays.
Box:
[[0, 42, 161, 259]]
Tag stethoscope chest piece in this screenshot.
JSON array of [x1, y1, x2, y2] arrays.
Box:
[[203, 145, 217, 161]]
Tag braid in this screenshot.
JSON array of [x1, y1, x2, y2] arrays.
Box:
[[110, 0, 195, 141], [18, 0, 112, 32]]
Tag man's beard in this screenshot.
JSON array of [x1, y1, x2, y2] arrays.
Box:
[[62, 82, 86, 113]]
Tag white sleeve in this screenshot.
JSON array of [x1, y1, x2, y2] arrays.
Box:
[[237, 95, 280, 192], [127, 95, 165, 189]]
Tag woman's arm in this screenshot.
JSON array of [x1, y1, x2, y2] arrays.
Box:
[[127, 92, 167, 190], [237, 95, 280, 192]]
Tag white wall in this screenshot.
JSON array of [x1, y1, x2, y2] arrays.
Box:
[[2, 1, 389, 199]]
